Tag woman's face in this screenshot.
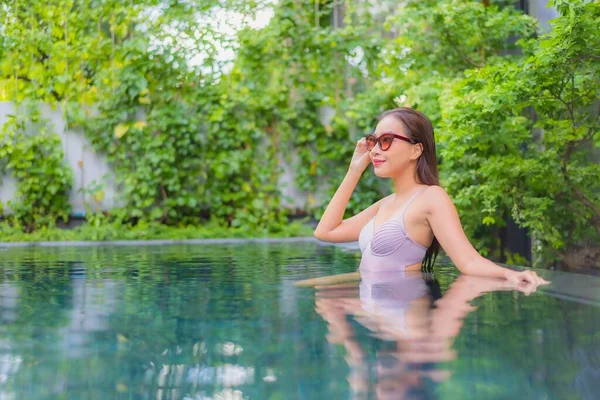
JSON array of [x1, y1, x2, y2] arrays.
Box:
[[368, 116, 421, 178]]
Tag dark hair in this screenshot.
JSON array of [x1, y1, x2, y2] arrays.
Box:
[[377, 107, 440, 273]]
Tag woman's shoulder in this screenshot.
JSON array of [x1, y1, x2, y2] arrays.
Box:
[[421, 185, 453, 212], [422, 184, 447, 196]]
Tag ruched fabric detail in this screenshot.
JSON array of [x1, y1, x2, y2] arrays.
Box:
[[370, 221, 407, 256]]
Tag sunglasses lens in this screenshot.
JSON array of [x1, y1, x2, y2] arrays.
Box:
[[380, 136, 393, 150], [366, 136, 376, 150]]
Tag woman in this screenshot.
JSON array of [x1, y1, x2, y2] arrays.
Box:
[[314, 107, 548, 284]]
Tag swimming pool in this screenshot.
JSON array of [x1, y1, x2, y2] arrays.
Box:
[[0, 240, 598, 399]]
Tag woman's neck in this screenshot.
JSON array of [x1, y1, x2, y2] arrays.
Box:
[[392, 168, 421, 197]]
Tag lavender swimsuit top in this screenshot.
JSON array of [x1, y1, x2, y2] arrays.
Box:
[[358, 188, 429, 274]]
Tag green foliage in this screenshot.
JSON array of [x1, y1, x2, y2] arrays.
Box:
[[0, 0, 598, 266], [440, 0, 600, 263], [374, 0, 537, 120], [228, 0, 392, 217], [2, 0, 293, 231], [0, 102, 72, 231], [0, 218, 313, 242]]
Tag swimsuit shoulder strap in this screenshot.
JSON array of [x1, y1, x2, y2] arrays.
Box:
[[400, 187, 429, 217]]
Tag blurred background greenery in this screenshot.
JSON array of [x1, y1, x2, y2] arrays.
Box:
[[0, 0, 598, 270]]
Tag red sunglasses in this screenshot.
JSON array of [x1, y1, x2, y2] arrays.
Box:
[[365, 133, 415, 151]]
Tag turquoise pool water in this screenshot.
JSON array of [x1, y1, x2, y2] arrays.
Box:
[[0, 241, 598, 399]]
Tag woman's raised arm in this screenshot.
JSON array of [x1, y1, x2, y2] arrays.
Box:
[[314, 138, 385, 243]]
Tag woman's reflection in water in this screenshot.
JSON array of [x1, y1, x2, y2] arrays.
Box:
[[314, 267, 544, 399]]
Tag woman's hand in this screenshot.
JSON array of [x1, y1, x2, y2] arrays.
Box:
[[504, 269, 550, 287], [451, 274, 548, 298], [348, 138, 371, 175]]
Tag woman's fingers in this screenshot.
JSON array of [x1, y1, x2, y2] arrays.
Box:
[[506, 270, 551, 295], [526, 270, 550, 285], [503, 269, 551, 296], [518, 281, 536, 296], [512, 269, 550, 285], [355, 138, 367, 152], [349, 138, 370, 174]]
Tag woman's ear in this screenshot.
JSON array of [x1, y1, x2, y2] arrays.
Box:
[[411, 143, 423, 160]]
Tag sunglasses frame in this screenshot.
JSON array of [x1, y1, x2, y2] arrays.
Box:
[[365, 133, 415, 151]]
